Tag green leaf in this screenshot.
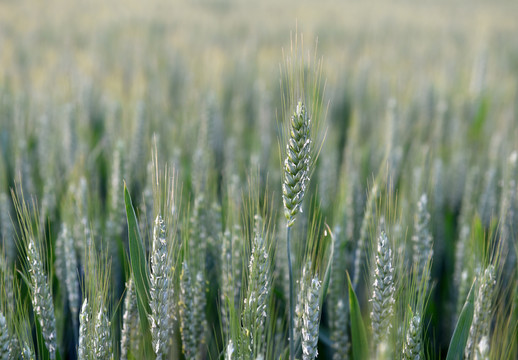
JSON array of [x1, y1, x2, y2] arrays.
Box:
[[446, 279, 476, 360], [347, 271, 369, 360], [124, 182, 151, 334]]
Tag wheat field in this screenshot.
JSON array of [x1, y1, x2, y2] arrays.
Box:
[[0, 0, 517, 359]]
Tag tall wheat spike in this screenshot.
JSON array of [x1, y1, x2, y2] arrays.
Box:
[[465, 265, 496, 360], [26, 237, 57, 359], [149, 214, 171, 359], [283, 100, 312, 360], [370, 231, 395, 349], [242, 214, 270, 356]]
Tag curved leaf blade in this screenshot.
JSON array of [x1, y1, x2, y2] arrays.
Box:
[[446, 279, 476, 360], [124, 182, 151, 334], [347, 271, 369, 360]]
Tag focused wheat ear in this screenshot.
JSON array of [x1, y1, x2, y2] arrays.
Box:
[[283, 101, 311, 228]]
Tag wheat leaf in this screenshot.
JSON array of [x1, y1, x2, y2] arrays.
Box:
[[446, 279, 476, 360], [347, 271, 368, 360]]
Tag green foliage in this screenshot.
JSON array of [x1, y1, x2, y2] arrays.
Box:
[[348, 272, 369, 360], [124, 184, 152, 344], [447, 281, 476, 360]]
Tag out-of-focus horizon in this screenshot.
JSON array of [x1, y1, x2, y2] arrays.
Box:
[[1, 0, 517, 102]]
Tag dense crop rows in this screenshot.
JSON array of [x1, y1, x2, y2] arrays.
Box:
[[0, 0, 517, 359]]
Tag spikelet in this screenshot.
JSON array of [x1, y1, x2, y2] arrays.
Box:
[[220, 229, 233, 329], [475, 336, 490, 360], [403, 314, 422, 360], [78, 299, 89, 360], [54, 226, 66, 297], [194, 271, 207, 351], [179, 262, 197, 358], [225, 340, 235, 360], [370, 231, 395, 346], [0, 312, 9, 360], [149, 215, 171, 359], [26, 237, 57, 359], [465, 265, 496, 360], [63, 224, 80, 326], [21, 342, 35, 360], [412, 194, 433, 287], [242, 215, 270, 355], [0, 193, 14, 265], [120, 278, 139, 360], [283, 101, 311, 227], [190, 194, 208, 266], [331, 299, 350, 360], [295, 261, 312, 344], [353, 183, 378, 290], [93, 304, 112, 360], [302, 276, 322, 360]]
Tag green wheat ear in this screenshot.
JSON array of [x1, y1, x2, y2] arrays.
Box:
[[283, 101, 311, 227]]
